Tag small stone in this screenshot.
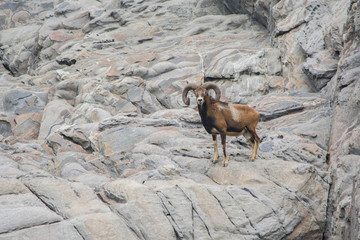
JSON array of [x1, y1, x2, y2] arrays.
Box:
[[259, 141, 273, 152]]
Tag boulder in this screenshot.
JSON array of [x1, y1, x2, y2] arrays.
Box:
[[62, 11, 90, 30], [73, 103, 112, 123], [102, 179, 177, 240], [54, 2, 81, 16], [98, 126, 157, 155], [302, 50, 338, 90], [22, 176, 137, 240], [38, 100, 73, 140], [0, 222, 83, 240], [46, 131, 89, 155], [324, 5, 360, 237], [326, 155, 360, 240], [0, 178, 63, 234], [12, 112, 42, 140], [0, 25, 41, 76], [205, 48, 282, 79], [207, 159, 329, 239], [0, 118, 12, 137], [0, 154, 22, 178], [253, 95, 305, 120], [2, 89, 47, 114]]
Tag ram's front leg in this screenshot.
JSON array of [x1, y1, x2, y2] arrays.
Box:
[[212, 135, 219, 163], [220, 132, 228, 167]]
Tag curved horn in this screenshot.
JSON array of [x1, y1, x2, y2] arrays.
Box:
[[202, 82, 221, 101], [182, 83, 199, 105]]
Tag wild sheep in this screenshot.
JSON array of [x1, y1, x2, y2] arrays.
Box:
[[182, 82, 260, 167]]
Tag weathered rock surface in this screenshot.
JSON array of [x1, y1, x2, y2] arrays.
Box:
[[0, 0, 359, 239]]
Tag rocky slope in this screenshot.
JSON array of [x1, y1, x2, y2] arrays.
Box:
[[0, 0, 359, 239]]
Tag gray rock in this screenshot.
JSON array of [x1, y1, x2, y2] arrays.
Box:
[[98, 126, 156, 155], [205, 48, 281, 79], [327, 155, 360, 240], [258, 132, 328, 170], [0, 119, 12, 137], [3, 90, 31, 112], [347, 127, 360, 156], [74, 173, 110, 188], [114, 98, 138, 112], [147, 180, 195, 239], [60, 162, 87, 179], [338, 66, 360, 89], [62, 11, 90, 30], [12, 114, 42, 140], [73, 103, 112, 123], [259, 141, 273, 152], [0, 25, 41, 76], [58, 124, 97, 152], [54, 2, 81, 16], [257, 95, 331, 150], [76, 82, 120, 109], [295, 2, 328, 56], [82, 10, 126, 33], [302, 50, 338, 90], [0, 178, 28, 195], [0, 222, 83, 240], [70, 212, 138, 240], [127, 86, 143, 103], [2, 89, 47, 114], [141, 90, 162, 114], [22, 176, 137, 240], [46, 131, 89, 155], [207, 159, 329, 239], [0, 192, 63, 234], [274, 7, 307, 36], [38, 99, 73, 140], [110, 77, 142, 95], [325, 7, 360, 237], [102, 179, 176, 240], [147, 61, 177, 77], [254, 95, 305, 121], [172, 156, 211, 173], [0, 155, 23, 178]]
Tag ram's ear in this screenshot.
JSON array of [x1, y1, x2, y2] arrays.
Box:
[[202, 82, 221, 101], [182, 83, 199, 105]]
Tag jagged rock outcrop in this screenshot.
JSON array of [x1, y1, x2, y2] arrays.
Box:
[[324, 1, 360, 239], [0, 0, 359, 239]]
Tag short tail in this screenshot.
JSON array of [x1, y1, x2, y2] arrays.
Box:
[[259, 112, 267, 122]]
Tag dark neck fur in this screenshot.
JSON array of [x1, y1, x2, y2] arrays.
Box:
[[198, 100, 208, 122], [197, 96, 216, 133], [198, 95, 212, 120]]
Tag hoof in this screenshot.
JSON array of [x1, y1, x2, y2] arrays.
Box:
[[212, 159, 218, 164], [222, 161, 228, 167]]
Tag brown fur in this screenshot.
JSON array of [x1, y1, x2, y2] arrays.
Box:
[[183, 83, 260, 166]]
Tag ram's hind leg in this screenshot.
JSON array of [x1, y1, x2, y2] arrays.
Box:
[[220, 132, 228, 167], [251, 131, 260, 160], [212, 135, 219, 163], [244, 127, 260, 160]]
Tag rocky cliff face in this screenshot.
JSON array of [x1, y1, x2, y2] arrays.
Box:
[[0, 0, 359, 239]]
